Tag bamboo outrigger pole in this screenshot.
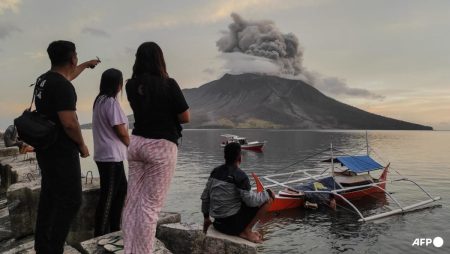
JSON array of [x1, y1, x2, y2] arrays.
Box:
[[331, 142, 335, 190], [366, 130, 369, 156]]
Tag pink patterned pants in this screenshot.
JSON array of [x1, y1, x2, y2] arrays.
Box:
[[122, 135, 177, 254]]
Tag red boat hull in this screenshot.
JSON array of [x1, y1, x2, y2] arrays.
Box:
[[241, 145, 265, 151], [252, 165, 389, 212], [220, 141, 266, 151]]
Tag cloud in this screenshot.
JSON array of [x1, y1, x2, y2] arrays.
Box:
[[0, 23, 21, 39], [219, 52, 280, 75], [0, 0, 21, 14], [127, 0, 311, 31], [433, 121, 450, 130], [128, 0, 264, 30], [308, 73, 385, 100], [363, 93, 450, 129], [81, 27, 110, 38], [24, 51, 46, 60]]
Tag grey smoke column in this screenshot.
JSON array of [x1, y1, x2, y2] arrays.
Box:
[[217, 13, 384, 100], [217, 13, 304, 76]]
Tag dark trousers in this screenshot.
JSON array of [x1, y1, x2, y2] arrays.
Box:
[[34, 152, 82, 254], [213, 203, 259, 236], [94, 161, 127, 237]]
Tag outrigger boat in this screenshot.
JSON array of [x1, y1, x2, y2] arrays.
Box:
[[221, 134, 266, 152], [252, 139, 441, 222]]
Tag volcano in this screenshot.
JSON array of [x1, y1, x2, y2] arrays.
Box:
[[180, 73, 432, 130]]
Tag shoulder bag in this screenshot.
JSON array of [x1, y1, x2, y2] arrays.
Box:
[[13, 83, 57, 149]]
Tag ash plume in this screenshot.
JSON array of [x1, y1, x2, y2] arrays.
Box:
[[217, 13, 304, 76], [217, 13, 383, 100]]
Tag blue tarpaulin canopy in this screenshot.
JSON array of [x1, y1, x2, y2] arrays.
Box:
[[335, 155, 383, 173]]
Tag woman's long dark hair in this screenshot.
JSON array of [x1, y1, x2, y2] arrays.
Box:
[[132, 42, 168, 79], [93, 68, 123, 108]]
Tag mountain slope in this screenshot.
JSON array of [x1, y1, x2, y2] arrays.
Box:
[[182, 73, 432, 130]]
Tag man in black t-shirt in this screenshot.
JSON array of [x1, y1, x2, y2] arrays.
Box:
[[33, 40, 100, 254]]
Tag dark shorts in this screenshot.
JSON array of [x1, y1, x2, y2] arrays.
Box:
[[213, 204, 259, 236]]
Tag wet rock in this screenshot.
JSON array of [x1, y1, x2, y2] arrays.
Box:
[[80, 230, 171, 254], [156, 223, 204, 254], [204, 226, 258, 254]]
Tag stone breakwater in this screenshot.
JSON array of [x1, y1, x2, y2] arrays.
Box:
[[0, 146, 258, 253]]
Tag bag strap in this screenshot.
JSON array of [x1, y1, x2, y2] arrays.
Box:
[[28, 83, 36, 111], [28, 75, 42, 111]]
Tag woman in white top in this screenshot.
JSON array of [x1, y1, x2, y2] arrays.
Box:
[[92, 68, 129, 236]]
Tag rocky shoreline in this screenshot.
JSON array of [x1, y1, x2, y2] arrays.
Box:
[[0, 140, 258, 253]]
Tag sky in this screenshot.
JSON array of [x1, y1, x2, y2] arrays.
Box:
[[0, 0, 449, 130]]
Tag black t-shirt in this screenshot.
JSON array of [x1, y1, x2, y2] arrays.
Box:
[[126, 74, 189, 145], [34, 71, 78, 154]]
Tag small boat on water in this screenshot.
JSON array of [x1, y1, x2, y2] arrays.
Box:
[[220, 134, 266, 152], [252, 138, 441, 222]]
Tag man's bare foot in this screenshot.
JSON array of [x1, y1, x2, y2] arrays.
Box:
[[239, 230, 262, 243]]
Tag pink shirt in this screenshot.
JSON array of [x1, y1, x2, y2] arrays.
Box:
[[92, 95, 128, 162]]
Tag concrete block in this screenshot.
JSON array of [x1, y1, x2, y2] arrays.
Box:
[[1, 239, 81, 254], [156, 223, 204, 254], [204, 226, 258, 254], [158, 211, 181, 226], [6, 181, 40, 238], [66, 178, 101, 245], [0, 147, 19, 158]]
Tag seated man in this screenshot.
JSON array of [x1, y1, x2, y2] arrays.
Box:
[[3, 125, 34, 153], [201, 143, 274, 243]]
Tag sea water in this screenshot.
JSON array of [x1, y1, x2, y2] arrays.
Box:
[[79, 129, 450, 253]]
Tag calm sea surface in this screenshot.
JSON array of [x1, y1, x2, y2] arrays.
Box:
[[79, 130, 449, 253]]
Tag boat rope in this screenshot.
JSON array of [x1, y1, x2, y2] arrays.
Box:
[[368, 147, 404, 176], [284, 146, 380, 182], [274, 148, 330, 174], [278, 148, 331, 181]]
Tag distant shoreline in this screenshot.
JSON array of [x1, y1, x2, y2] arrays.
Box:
[[80, 126, 438, 131]]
